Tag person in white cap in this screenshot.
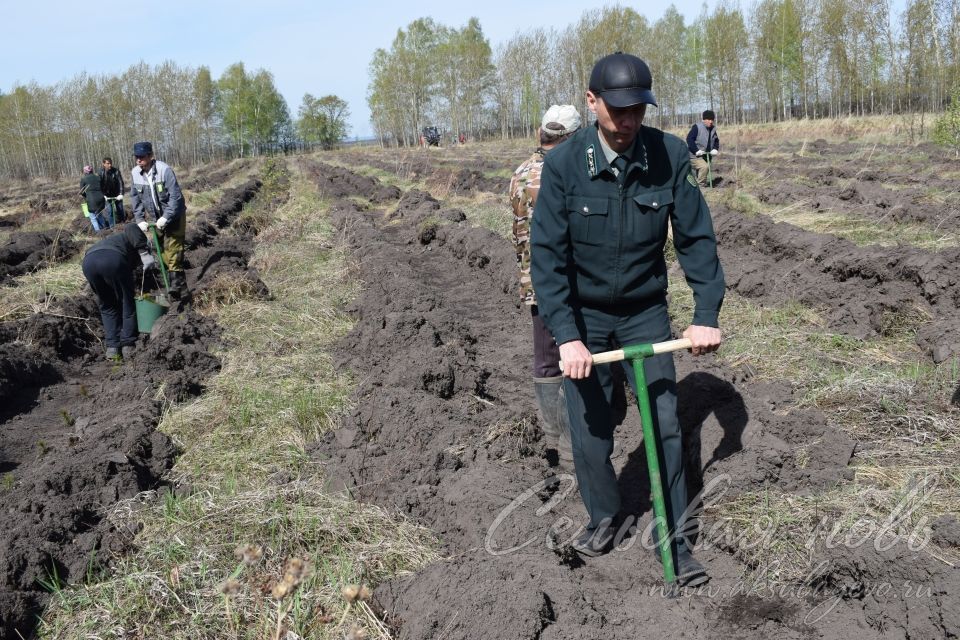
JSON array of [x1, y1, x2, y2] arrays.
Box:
[[509, 104, 581, 466]]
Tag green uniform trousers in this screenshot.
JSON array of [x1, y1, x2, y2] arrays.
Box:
[[563, 296, 690, 552], [158, 213, 186, 272]]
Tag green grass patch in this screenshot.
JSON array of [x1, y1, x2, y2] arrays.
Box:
[[446, 192, 511, 238]]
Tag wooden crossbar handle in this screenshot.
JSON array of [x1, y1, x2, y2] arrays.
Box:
[[560, 338, 693, 371]]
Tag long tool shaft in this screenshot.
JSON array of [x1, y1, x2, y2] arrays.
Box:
[[150, 226, 171, 292], [632, 357, 677, 584]]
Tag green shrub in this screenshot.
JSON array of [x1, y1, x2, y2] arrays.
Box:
[[932, 86, 960, 157]]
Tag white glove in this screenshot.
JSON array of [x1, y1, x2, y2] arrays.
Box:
[[710, 149, 719, 156], [138, 221, 149, 233], [140, 252, 156, 269], [116, 194, 123, 201], [695, 150, 705, 157], [156, 217, 168, 231]]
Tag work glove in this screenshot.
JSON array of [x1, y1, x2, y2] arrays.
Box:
[[138, 220, 149, 233], [695, 150, 705, 157], [140, 252, 156, 270], [710, 149, 719, 156], [156, 216, 168, 231]]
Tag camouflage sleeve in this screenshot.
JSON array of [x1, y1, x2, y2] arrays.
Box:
[[510, 155, 542, 306]]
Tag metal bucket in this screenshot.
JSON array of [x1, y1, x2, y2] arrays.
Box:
[[135, 296, 169, 333]]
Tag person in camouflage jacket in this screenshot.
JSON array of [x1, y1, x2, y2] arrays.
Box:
[[510, 104, 581, 464]]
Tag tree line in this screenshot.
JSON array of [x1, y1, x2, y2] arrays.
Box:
[[368, 0, 960, 144], [0, 62, 350, 180]]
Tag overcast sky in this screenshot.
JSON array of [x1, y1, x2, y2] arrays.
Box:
[[0, 0, 904, 139]]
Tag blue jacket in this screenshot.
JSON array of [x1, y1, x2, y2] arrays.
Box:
[[530, 124, 725, 346], [130, 159, 186, 225]]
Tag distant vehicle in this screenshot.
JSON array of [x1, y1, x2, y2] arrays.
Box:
[[422, 126, 442, 147]]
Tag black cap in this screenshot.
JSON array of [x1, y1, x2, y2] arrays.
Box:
[[702, 110, 716, 120], [133, 141, 153, 156], [589, 52, 657, 108]]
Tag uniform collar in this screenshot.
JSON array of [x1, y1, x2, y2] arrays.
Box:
[[585, 124, 648, 179], [135, 161, 157, 178]]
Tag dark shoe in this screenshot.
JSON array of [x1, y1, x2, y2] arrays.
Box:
[[571, 524, 616, 557], [652, 547, 710, 587], [676, 552, 709, 587], [105, 346, 121, 361], [121, 345, 136, 360]]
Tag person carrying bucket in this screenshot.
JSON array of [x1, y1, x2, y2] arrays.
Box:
[[530, 52, 724, 586], [82, 224, 156, 361], [130, 141, 190, 304]]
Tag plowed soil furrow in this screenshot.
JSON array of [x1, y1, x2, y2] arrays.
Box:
[[0, 177, 269, 639], [315, 160, 957, 639], [712, 203, 960, 361]]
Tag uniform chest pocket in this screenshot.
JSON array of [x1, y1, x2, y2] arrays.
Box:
[[632, 188, 673, 212], [566, 195, 609, 246]]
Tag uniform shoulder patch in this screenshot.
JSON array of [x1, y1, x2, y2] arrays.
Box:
[[686, 171, 699, 188]]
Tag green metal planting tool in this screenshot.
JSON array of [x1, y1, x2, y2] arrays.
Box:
[[566, 337, 693, 587], [149, 224, 171, 293]]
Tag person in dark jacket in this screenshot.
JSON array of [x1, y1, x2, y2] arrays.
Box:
[[686, 110, 720, 186], [530, 53, 724, 585], [99, 157, 126, 224], [82, 224, 156, 360], [80, 165, 109, 232]]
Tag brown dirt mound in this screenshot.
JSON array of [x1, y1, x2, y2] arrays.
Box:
[[308, 162, 960, 639], [0, 230, 78, 285]]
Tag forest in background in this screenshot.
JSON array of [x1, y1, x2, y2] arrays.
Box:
[[1, 0, 958, 178], [368, 0, 960, 145], [0, 62, 348, 179]]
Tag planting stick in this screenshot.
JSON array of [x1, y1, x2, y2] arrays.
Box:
[[560, 337, 693, 587], [706, 153, 713, 188], [150, 225, 171, 292]]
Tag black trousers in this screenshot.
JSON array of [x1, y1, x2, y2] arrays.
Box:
[[82, 250, 137, 348], [563, 297, 690, 552]]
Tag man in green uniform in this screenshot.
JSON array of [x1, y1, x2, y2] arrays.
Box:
[[530, 52, 725, 585]]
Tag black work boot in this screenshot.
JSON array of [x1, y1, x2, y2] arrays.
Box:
[[652, 546, 710, 587], [571, 521, 617, 557], [168, 271, 192, 309], [533, 377, 573, 464]]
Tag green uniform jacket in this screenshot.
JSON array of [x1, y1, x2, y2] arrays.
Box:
[[530, 123, 725, 346]]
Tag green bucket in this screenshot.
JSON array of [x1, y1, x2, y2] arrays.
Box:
[[135, 296, 169, 333]]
